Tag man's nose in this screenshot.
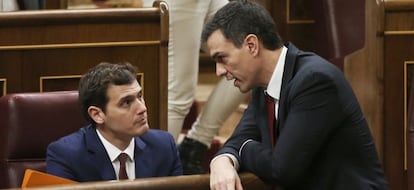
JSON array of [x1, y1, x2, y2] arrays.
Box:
[[135, 98, 147, 113], [216, 63, 227, 77]]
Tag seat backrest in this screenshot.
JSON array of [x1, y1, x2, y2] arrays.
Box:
[[0, 91, 88, 189], [313, 0, 365, 70]]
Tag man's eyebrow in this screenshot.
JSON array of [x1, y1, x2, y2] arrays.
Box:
[[211, 52, 219, 61], [118, 90, 141, 103], [119, 94, 134, 103]]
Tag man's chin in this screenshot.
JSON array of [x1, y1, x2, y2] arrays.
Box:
[[238, 87, 250, 93], [141, 124, 150, 131], [236, 83, 250, 93], [135, 124, 149, 135]]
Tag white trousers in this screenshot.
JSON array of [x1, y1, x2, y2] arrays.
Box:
[[0, 0, 18, 11], [165, 0, 247, 145], [187, 79, 247, 147]]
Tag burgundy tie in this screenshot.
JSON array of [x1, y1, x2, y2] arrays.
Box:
[[118, 153, 129, 180], [266, 94, 275, 147]]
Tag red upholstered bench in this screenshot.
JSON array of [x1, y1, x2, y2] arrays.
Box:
[[0, 91, 88, 189]]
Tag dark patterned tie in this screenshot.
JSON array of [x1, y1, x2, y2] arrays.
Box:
[[266, 94, 275, 147], [118, 153, 129, 180]]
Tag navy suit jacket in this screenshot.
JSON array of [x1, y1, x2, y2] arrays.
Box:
[[217, 43, 389, 190], [46, 125, 182, 182]]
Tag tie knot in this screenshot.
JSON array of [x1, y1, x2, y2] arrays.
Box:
[[118, 153, 129, 164]]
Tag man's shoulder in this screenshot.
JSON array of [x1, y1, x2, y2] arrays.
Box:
[[48, 126, 90, 148], [138, 129, 175, 146], [140, 129, 173, 139]]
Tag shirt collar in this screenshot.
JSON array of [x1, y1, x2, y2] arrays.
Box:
[[96, 128, 135, 162], [266, 46, 287, 100]]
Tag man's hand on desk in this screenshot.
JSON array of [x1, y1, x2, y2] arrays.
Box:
[[209, 156, 243, 190]]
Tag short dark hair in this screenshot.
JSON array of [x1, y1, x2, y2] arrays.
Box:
[[78, 62, 137, 124], [202, 0, 283, 50]]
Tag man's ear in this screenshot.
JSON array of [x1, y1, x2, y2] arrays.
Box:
[[88, 106, 105, 124], [245, 34, 259, 56]]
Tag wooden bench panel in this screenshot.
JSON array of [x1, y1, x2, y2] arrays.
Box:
[[0, 1, 169, 131]]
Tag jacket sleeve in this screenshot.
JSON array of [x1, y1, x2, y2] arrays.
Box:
[[216, 88, 264, 167], [167, 133, 183, 176]]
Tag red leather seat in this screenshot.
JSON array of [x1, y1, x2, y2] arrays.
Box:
[[0, 91, 87, 189], [313, 0, 365, 70]]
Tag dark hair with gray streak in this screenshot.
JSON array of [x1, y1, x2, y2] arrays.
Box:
[[202, 0, 283, 50]]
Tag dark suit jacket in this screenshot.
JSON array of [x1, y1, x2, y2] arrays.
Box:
[[217, 43, 389, 190], [46, 125, 182, 182]]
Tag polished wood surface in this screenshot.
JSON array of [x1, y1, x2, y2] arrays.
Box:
[[20, 173, 271, 190], [384, 0, 414, 11], [384, 0, 414, 190], [383, 1, 414, 190], [0, 1, 169, 131]]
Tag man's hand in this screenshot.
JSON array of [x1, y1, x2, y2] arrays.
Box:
[[210, 156, 243, 190]]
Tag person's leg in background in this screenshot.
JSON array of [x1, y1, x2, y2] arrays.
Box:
[[166, 0, 209, 141], [0, 0, 19, 11], [179, 78, 248, 174]]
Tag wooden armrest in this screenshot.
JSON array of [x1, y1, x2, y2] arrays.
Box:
[[26, 173, 271, 190]]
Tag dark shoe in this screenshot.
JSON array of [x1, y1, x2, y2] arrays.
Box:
[[178, 137, 208, 175]]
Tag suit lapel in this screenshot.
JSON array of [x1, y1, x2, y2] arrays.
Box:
[[277, 43, 300, 132], [134, 137, 152, 178], [84, 126, 117, 180]]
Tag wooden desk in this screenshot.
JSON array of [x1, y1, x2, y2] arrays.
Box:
[[0, 1, 169, 131]]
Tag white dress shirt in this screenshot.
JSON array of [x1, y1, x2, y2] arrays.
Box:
[[96, 128, 136, 179]]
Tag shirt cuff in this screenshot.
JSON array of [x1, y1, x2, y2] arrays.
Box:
[[210, 153, 240, 171]]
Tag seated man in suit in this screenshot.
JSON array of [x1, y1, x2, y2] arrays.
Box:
[[46, 62, 182, 182], [204, 1, 388, 189]]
